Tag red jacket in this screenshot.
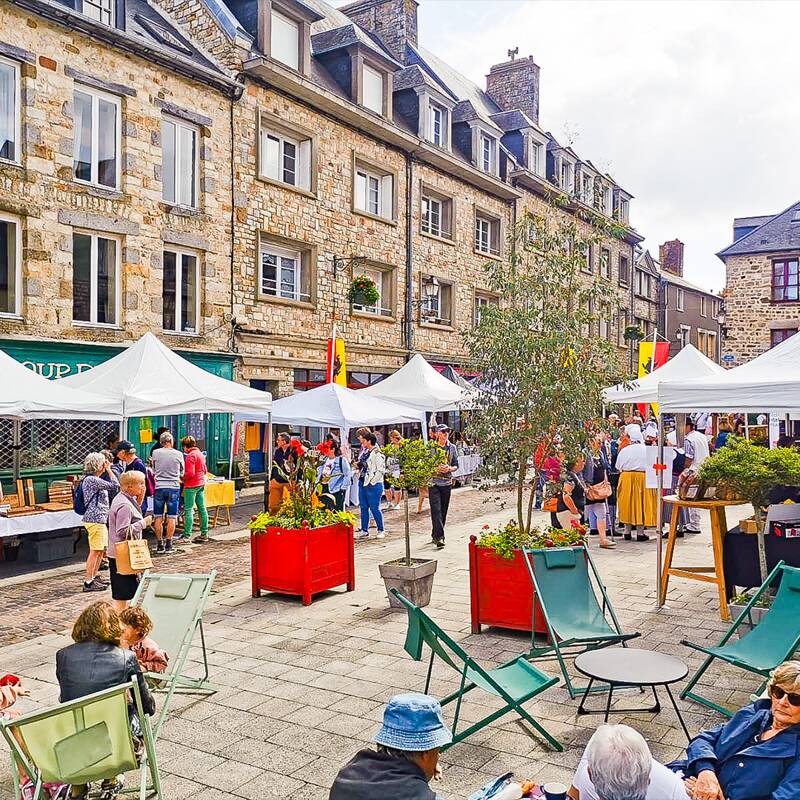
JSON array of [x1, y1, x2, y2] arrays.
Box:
[[183, 447, 207, 489]]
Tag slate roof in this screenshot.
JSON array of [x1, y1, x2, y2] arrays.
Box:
[[392, 64, 451, 96], [490, 109, 539, 133], [717, 200, 800, 258], [310, 22, 401, 67]]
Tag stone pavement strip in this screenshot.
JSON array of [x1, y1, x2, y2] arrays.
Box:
[[0, 488, 755, 799]]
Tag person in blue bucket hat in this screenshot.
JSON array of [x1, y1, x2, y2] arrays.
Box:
[[329, 693, 452, 800]]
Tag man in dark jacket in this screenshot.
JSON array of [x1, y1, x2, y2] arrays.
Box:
[[329, 693, 452, 800]]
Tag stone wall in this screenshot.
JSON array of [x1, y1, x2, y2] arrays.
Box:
[[0, 5, 233, 356], [724, 253, 800, 363]]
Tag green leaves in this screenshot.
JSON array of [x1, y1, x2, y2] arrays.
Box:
[[381, 439, 446, 490]]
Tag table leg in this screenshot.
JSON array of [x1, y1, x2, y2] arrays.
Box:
[[577, 678, 595, 715], [604, 683, 614, 723], [651, 685, 661, 713], [710, 507, 731, 621], [665, 683, 691, 740], [659, 504, 680, 605]]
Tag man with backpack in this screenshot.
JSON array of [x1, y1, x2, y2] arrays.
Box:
[[76, 452, 119, 593]]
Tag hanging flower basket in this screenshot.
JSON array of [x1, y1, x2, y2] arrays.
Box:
[[623, 325, 645, 342], [348, 275, 380, 307]]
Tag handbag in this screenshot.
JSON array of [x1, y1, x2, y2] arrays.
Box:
[[586, 477, 611, 501], [543, 495, 558, 513], [115, 525, 153, 575]]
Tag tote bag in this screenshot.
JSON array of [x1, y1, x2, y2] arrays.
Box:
[[115, 526, 153, 575], [586, 477, 611, 501]]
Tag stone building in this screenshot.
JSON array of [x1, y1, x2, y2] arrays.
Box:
[[0, 0, 645, 481], [718, 201, 800, 364], [0, 0, 242, 472]]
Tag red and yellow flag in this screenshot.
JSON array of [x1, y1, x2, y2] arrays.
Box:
[[637, 339, 669, 417]]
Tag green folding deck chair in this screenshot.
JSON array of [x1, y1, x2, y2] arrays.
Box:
[[0, 679, 162, 800], [390, 588, 563, 752], [131, 570, 216, 735], [681, 560, 800, 717], [522, 546, 640, 699]]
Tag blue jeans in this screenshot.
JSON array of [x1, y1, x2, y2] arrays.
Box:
[[153, 487, 180, 518], [360, 482, 384, 533]]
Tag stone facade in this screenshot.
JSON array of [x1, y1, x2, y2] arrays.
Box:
[[0, 2, 236, 358]]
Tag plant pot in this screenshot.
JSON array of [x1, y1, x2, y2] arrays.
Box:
[[379, 558, 437, 609], [728, 602, 770, 638], [468, 535, 548, 635], [250, 521, 355, 606], [351, 291, 367, 306]]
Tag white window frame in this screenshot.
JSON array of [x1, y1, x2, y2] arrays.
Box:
[[259, 242, 307, 302], [422, 194, 443, 238], [474, 292, 497, 326], [680, 324, 691, 349], [259, 124, 311, 191], [161, 116, 199, 208], [361, 63, 384, 115], [80, 0, 114, 25], [698, 328, 717, 359], [428, 102, 446, 148], [354, 164, 393, 220], [676, 287, 685, 311], [0, 212, 22, 318], [700, 295, 708, 317], [162, 247, 201, 335], [421, 275, 452, 326], [602, 185, 612, 216], [529, 139, 543, 176], [72, 231, 121, 327], [599, 247, 610, 279], [270, 9, 300, 70], [352, 266, 391, 317], [582, 173, 593, 204], [618, 197, 629, 224], [0, 55, 21, 165], [73, 86, 121, 190], [475, 212, 499, 256], [480, 133, 496, 174], [560, 159, 575, 195]]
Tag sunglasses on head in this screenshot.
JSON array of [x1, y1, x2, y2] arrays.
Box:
[[770, 685, 800, 706]]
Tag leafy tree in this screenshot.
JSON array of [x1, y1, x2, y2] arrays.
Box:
[[383, 438, 445, 566], [464, 208, 624, 534], [700, 439, 800, 582]]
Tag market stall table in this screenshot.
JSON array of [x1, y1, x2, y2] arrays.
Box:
[[204, 479, 235, 527], [659, 495, 749, 620], [0, 509, 82, 538]]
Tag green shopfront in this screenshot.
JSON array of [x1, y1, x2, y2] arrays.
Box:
[[0, 339, 235, 496]]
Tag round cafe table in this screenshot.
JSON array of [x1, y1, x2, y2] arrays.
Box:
[[575, 648, 691, 740]]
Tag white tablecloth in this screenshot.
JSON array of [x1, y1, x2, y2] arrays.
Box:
[[0, 510, 83, 539], [453, 454, 481, 479]]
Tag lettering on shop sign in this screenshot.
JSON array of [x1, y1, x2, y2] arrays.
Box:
[[21, 361, 94, 379]]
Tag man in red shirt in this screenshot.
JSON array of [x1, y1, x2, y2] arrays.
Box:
[[181, 436, 209, 543]]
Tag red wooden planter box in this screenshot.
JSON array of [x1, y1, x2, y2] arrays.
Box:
[[250, 521, 355, 606], [469, 535, 547, 635]]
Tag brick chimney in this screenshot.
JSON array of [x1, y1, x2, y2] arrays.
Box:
[[659, 239, 684, 277], [340, 0, 418, 65], [485, 54, 540, 125]]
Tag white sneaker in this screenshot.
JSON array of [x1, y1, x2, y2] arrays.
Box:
[[373, 531, 386, 539], [354, 531, 369, 541]]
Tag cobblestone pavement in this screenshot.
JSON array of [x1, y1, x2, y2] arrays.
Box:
[[0, 489, 754, 799]]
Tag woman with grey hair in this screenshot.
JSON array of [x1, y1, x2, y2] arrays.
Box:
[[670, 659, 800, 800], [79, 451, 118, 594], [570, 724, 661, 800]]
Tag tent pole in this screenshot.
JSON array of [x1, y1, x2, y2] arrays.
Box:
[[655, 412, 664, 610], [12, 419, 21, 485], [264, 414, 273, 514], [120, 417, 127, 440], [228, 420, 236, 481]]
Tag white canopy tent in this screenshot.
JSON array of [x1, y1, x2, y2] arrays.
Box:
[[659, 332, 800, 413], [359, 353, 472, 412], [602, 344, 726, 406], [60, 333, 272, 420], [235, 382, 426, 435], [1, 348, 123, 482]]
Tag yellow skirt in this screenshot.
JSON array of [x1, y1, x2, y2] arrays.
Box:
[[617, 471, 658, 527]]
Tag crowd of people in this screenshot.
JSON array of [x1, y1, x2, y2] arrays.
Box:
[[268, 423, 461, 547], [542, 410, 721, 549], [330, 658, 800, 799], [76, 429, 210, 598]]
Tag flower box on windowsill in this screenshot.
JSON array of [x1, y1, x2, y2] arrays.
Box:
[[468, 535, 547, 635], [250, 521, 355, 606]]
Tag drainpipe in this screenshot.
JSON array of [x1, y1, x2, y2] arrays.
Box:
[[404, 153, 414, 360]]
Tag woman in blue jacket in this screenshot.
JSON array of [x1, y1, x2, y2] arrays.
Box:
[[671, 660, 800, 800]]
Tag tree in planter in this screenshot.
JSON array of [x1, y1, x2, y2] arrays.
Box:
[[699, 439, 800, 583], [464, 207, 624, 535], [382, 438, 446, 565]]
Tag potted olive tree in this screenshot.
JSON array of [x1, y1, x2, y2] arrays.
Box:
[[379, 438, 445, 608]]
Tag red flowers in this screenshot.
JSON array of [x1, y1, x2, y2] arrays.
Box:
[[316, 441, 334, 458], [289, 439, 305, 457]]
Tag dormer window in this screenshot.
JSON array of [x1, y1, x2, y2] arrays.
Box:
[[581, 173, 594, 205], [362, 63, 384, 115], [560, 159, 574, 195], [80, 0, 114, 25], [617, 196, 630, 224], [270, 9, 300, 70], [529, 140, 543, 176], [602, 185, 612, 216], [429, 102, 446, 147], [479, 133, 497, 174]]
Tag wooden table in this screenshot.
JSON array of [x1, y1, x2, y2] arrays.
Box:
[[659, 495, 748, 620]]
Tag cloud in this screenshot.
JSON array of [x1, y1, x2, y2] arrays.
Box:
[[418, 0, 800, 291]]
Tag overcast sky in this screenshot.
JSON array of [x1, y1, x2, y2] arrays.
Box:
[[409, 0, 800, 292]]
